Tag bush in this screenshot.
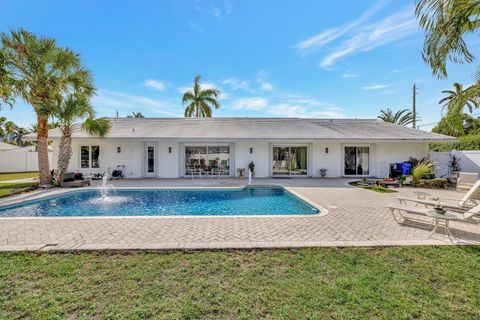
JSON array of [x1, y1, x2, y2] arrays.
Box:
[[430, 134, 480, 152], [412, 161, 433, 185], [417, 178, 448, 189]]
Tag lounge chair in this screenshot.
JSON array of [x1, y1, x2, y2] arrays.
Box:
[[396, 179, 480, 212], [457, 172, 479, 192], [386, 202, 480, 227], [386, 203, 480, 242], [61, 172, 90, 188]]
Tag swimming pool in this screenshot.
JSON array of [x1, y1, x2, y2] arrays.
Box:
[[0, 186, 319, 217]]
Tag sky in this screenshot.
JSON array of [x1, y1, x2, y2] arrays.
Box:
[[1, 0, 479, 130]]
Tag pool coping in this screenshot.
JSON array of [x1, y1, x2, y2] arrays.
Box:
[[0, 185, 329, 219]]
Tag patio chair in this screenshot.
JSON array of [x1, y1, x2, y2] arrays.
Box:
[[457, 172, 480, 192], [396, 179, 480, 212]]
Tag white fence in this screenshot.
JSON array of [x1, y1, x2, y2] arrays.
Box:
[[0, 151, 53, 173], [430, 151, 480, 177]]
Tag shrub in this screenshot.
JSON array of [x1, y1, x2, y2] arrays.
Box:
[[412, 161, 434, 185], [417, 178, 448, 189], [430, 134, 480, 152]]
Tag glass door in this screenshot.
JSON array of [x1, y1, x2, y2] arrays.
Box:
[[144, 144, 156, 177], [344, 146, 369, 175], [272, 146, 307, 176]]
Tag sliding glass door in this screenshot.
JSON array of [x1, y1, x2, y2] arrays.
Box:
[[185, 145, 230, 176], [272, 146, 307, 176], [344, 146, 370, 175]]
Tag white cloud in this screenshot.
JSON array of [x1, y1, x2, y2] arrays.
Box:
[[296, 0, 387, 55], [93, 89, 180, 117], [341, 73, 361, 79], [144, 79, 165, 91], [319, 6, 418, 67], [256, 71, 273, 91], [362, 84, 390, 90], [268, 103, 345, 118], [232, 97, 268, 110], [222, 78, 251, 91], [188, 21, 205, 33]]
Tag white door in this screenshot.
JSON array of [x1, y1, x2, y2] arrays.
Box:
[[144, 143, 156, 177]]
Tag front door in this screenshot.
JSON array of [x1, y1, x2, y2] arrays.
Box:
[[144, 144, 156, 177]]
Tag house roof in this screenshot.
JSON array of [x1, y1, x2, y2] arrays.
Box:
[[43, 117, 456, 142]]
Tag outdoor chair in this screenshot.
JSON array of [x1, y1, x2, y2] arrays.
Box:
[[457, 172, 480, 192], [395, 179, 480, 212]]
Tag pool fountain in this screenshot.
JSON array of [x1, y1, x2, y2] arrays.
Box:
[[90, 170, 129, 204]]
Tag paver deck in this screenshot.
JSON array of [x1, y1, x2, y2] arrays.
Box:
[[0, 178, 479, 251]]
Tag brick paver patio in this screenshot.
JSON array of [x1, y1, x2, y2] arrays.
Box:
[[0, 178, 479, 251]]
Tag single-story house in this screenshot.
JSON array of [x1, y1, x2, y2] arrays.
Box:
[[45, 117, 455, 178]]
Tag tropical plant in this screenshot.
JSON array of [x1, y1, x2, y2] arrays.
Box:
[[435, 82, 480, 135], [248, 161, 255, 175], [378, 108, 415, 126], [0, 29, 95, 184], [433, 113, 480, 137], [182, 75, 221, 117], [412, 160, 434, 185], [42, 95, 110, 184], [127, 112, 145, 118], [416, 0, 480, 128]]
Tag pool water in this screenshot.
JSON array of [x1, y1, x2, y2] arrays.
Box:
[[0, 186, 319, 217]]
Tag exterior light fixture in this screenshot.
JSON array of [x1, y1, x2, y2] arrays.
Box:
[[325, 147, 329, 154], [249, 147, 253, 154], [168, 147, 172, 153], [117, 147, 121, 153]]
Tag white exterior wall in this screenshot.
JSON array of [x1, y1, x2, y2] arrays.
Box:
[[234, 142, 270, 177], [430, 151, 480, 177], [54, 139, 430, 179]]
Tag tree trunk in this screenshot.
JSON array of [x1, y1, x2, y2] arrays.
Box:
[[55, 128, 72, 185], [37, 115, 52, 185]]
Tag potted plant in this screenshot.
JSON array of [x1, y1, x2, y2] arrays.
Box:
[[248, 161, 255, 176], [319, 168, 327, 177]]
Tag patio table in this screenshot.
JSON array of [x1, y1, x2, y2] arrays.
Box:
[[426, 209, 461, 243]]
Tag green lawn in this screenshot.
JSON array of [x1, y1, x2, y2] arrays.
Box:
[[1, 247, 479, 319], [0, 182, 38, 198], [349, 181, 398, 193], [0, 172, 38, 182]]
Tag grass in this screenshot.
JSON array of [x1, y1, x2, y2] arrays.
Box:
[[0, 182, 38, 198], [0, 172, 38, 182], [0, 247, 479, 319], [349, 181, 398, 193]]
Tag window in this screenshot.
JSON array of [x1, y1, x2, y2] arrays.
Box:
[[185, 145, 230, 175], [80, 146, 100, 169]]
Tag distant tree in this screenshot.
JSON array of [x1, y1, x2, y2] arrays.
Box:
[[433, 113, 480, 137], [437, 82, 479, 136], [0, 29, 95, 184], [127, 112, 145, 118], [378, 108, 415, 126], [182, 75, 221, 117], [42, 95, 110, 184]]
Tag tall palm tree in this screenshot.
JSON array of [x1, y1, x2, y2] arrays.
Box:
[[127, 112, 145, 118], [438, 82, 479, 135], [439, 82, 479, 113], [0, 29, 95, 184], [182, 75, 220, 117], [378, 108, 415, 126], [416, 0, 480, 111], [42, 95, 110, 184]]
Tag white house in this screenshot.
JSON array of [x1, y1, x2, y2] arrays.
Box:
[[46, 118, 455, 178]]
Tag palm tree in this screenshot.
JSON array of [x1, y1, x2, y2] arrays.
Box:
[[416, 0, 480, 115], [43, 95, 110, 184], [127, 112, 145, 118], [438, 82, 479, 135], [378, 108, 415, 126], [182, 75, 221, 117], [0, 29, 95, 184], [439, 82, 479, 113]]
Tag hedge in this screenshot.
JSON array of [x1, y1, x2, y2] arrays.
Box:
[[430, 134, 480, 152]]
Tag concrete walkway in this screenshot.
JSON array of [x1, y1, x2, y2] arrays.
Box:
[[0, 178, 479, 251]]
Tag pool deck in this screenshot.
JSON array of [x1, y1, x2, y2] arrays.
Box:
[[0, 178, 479, 251]]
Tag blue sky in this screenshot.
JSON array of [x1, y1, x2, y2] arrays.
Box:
[[1, 0, 479, 130]]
